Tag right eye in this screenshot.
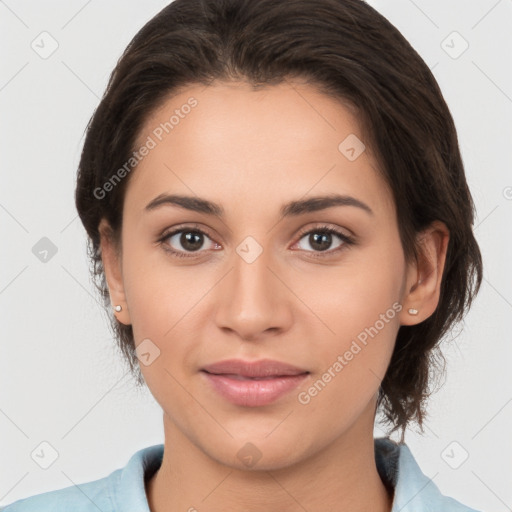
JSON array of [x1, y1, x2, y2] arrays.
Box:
[[158, 226, 221, 258]]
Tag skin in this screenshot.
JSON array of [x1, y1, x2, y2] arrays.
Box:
[[99, 80, 449, 512]]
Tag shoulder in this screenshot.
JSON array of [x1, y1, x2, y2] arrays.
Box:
[[0, 444, 164, 512], [375, 437, 482, 512], [0, 472, 118, 512]]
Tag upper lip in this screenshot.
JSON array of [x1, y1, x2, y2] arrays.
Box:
[[201, 359, 309, 378]]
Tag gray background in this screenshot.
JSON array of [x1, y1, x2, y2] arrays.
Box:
[[1, 0, 511, 510]]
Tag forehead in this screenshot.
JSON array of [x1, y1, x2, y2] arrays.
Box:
[[125, 80, 394, 219]]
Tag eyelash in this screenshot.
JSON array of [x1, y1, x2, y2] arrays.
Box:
[[157, 224, 355, 259]]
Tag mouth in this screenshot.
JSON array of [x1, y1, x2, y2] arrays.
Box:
[[201, 358, 309, 378], [203, 373, 294, 381], [200, 359, 309, 407]]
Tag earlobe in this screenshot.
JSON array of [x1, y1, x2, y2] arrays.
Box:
[[400, 221, 450, 326], [98, 218, 131, 326]]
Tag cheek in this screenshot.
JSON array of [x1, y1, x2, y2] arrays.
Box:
[[121, 237, 202, 338], [120, 241, 214, 394], [302, 238, 403, 340], [295, 294, 399, 433], [297, 246, 404, 401]]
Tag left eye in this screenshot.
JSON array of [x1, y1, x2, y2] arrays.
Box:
[[295, 227, 352, 254]]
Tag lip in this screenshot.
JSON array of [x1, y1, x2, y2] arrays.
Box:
[[202, 358, 308, 377], [201, 359, 309, 407]]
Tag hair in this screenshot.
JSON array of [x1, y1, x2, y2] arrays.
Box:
[[75, 0, 483, 439]]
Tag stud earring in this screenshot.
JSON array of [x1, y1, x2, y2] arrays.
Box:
[[114, 305, 122, 312], [408, 308, 419, 315]]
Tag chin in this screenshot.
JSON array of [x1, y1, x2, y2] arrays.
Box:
[[203, 432, 313, 472]]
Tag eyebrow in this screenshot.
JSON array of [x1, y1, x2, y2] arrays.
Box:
[[144, 193, 374, 217]]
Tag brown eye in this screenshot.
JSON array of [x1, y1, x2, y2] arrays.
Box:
[[160, 227, 220, 258], [174, 231, 205, 252], [294, 226, 355, 256]]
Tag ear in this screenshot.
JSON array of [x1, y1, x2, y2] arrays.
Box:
[[399, 220, 450, 326], [98, 218, 131, 326]]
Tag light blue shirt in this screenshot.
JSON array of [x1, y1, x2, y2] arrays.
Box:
[[1, 438, 480, 511]]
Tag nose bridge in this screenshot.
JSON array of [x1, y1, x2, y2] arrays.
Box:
[[214, 237, 289, 338]]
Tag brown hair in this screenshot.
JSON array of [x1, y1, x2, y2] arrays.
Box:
[[75, 0, 482, 438]]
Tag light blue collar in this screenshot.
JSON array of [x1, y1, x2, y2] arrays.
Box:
[[109, 438, 479, 512]]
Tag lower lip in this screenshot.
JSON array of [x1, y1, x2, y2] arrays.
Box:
[[201, 371, 309, 407]]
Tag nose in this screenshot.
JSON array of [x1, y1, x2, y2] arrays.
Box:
[[214, 243, 293, 342]]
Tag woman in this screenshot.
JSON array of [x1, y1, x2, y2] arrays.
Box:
[[2, 0, 483, 510]]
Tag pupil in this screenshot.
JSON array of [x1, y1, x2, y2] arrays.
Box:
[[311, 232, 331, 251], [181, 232, 203, 251]]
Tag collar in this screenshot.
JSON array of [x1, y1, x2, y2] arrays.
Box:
[[111, 438, 478, 512]]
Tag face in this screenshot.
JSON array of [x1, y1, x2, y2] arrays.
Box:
[[101, 80, 418, 470]]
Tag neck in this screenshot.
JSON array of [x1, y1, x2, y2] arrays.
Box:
[[146, 401, 393, 512]]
